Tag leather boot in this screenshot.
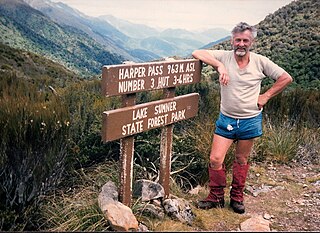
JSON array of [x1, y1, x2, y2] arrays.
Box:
[[230, 161, 249, 214], [197, 165, 226, 209]]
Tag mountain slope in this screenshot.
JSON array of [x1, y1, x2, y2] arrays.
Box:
[[98, 14, 160, 39], [23, 0, 229, 60], [255, 0, 319, 88], [99, 15, 230, 58], [23, 0, 146, 62], [0, 0, 125, 76], [0, 41, 80, 86]]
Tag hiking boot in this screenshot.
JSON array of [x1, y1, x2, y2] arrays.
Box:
[[230, 161, 249, 214], [197, 165, 226, 210], [230, 199, 245, 214], [197, 199, 225, 209]]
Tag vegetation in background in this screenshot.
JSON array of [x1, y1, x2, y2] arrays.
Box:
[[0, 42, 80, 87]]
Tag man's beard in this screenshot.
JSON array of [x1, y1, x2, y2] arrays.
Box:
[[234, 46, 248, 57]]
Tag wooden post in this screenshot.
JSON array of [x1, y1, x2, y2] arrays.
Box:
[[119, 93, 135, 206], [159, 87, 175, 198]]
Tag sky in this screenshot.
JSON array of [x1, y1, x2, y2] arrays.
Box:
[[51, 0, 295, 31]]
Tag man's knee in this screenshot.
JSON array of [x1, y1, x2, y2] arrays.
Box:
[[209, 156, 224, 169], [234, 155, 248, 165]]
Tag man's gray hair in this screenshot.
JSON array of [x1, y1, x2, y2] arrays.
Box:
[[231, 22, 257, 39]]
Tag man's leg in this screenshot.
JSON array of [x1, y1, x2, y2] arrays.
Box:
[[230, 139, 254, 214], [198, 134, 233, 209]]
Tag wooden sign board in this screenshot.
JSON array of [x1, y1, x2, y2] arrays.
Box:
[[102, 59, 201, 97], [102, 93, 199, 142]]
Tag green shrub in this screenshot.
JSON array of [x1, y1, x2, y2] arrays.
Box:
[[60, 80, 121, 168]]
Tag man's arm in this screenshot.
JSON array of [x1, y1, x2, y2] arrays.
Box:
[[192, 50, 229, 86], [258, 72, 293, 109]]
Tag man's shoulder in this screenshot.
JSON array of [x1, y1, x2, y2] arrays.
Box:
[[250, 52, 284, 75], [250, 52, 271, 62]]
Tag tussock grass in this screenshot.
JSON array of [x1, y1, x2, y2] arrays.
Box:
[[254, 119, 319, 165], [265, 122, 300, 163], [39, 187, 109, 232], [38, 160, 119, 232]]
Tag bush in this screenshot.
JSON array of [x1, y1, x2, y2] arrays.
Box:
[[60, 80, 121, 168], [0, 72, 70, 230]]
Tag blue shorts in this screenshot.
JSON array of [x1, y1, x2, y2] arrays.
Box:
[[214, 112, 263, 140]]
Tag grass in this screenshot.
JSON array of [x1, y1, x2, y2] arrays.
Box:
[[37, 158, 251, 232], [35, 116, 319, 231], [150, 207, 249, 232], [39, 188, 109, 231], [37, 160, 120, 231]]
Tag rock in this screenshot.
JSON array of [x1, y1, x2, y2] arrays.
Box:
[[240, 215, 271, 232], [313, 180, 320, 186], [99, 181, 119, 201], [263, 213, 272, 220], [138, 222, 149, 232], [102, 201, 139, 232], [162, 197, 195, 225], [133, 179, 165, 202], [246, 184, 285, 197], [98, 181, 138, 231], [136, 203, 165, 219]]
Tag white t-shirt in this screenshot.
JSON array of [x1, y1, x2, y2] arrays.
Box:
[[207, 50, 285, 119]]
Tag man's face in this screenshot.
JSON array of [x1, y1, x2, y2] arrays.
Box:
[[231, 30, 254, 57]]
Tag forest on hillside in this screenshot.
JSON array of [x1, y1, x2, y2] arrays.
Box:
[[0, 0, 319, 231]]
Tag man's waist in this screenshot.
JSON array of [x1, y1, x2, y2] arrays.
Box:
[[220, 108, 262, 119]]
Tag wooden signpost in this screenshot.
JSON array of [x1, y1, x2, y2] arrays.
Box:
[[102, 59, 201, 97], [102, 93, 199, 142], [101, 59, 201, 206]]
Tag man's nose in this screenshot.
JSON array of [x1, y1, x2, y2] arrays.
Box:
[[239, 40, 245, 46]]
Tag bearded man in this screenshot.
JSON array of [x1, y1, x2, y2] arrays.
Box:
[[192, 22, 293, 214]]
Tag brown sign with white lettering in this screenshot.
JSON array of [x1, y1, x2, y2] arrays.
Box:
[[102, 59, 201, 97], [102, 93, 199, 142]]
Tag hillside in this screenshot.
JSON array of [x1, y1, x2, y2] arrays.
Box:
[[26, 0, 225, 60], [100, 14, 229, 58], [0, 42, 81, 86], [23, 0, 211, 61], [23, 0, 153, 62], [0, 0, 125, 76], [211, 0, 320, 89]]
